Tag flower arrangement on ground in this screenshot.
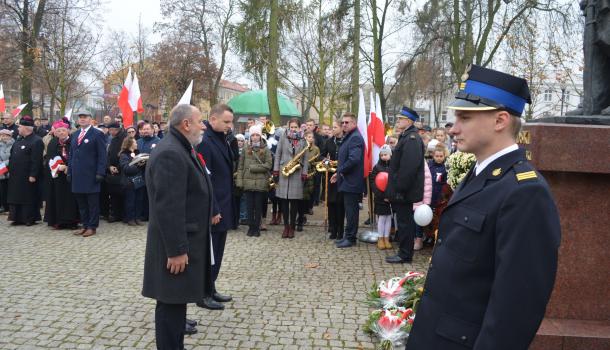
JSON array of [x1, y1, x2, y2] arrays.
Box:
[[364, 271, 425, 349]]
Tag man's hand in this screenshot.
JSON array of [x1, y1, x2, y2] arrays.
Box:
[[330, 173, 338, 184], [28, 176, 36, 183], [166, 254, 188, 275], [109, 166, 118, 174], [211, 214, 222, 225]]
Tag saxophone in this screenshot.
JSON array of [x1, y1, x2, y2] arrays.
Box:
[[281, 141, 310, 177], [306, 146, 320, 177]]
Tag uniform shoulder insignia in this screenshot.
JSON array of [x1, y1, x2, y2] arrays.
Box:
[[410, 135, 416, 139], [512, 161, 538, 183], [516, 170, 537, 182]]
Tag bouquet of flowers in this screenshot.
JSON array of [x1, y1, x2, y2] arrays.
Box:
[[364, 272, 425, 349], [446, 151, 476, 190]]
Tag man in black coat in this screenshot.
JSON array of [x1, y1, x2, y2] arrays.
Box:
[[406, 65, 561, 349], [7, 116, 44, 225], [385, 106, 425, 264], [322, 120, 344, 240], [105, 123, 126, 222], [1, 113, 19, 139], [142, 104, 213, 349], [195, 104, 235, 310]]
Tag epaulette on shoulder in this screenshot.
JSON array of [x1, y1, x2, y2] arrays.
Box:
[[513, 161, 538, 183]]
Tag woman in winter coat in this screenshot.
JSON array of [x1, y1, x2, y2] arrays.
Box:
[[370, 145, 393, 250], [272, 118, 309, 239], [236, 125, 273, 237], [0, 129, 15, 213], [119, 136, 145, 226], [413, 157, 433, 250]]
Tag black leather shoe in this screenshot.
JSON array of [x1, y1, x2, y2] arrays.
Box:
[[336, 239, 356, 248], [329, 233, 337, 240], [213, 291, 233, 303], [186, 318, 197, 327], [385, 255, 413, 264], [196, 297, 225, 310], [184, 323, 198, 335], [296, 224, 303, 232]]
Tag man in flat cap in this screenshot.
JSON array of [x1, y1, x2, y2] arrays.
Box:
[[7, 116, 44, 225], [406, 65, 561, 350], [68, 111, 108, 237]]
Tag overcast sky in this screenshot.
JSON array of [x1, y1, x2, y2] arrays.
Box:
[[101, 0, 162, 41]]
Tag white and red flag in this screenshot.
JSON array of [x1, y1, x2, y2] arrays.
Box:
[[49, 156, 65, 178], [177, 80, 193, 106], [0, 162, 7, 176], [368, 93, 386, 166], [128, 72, 144, 114], [117, 67, 133, 127], [357, 88, 370, 177], [64, 108, 73, 122], [11, 103, 28, 117], [0, 84, 5, 113]]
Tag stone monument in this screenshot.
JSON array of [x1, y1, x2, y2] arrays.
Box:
[[524, 2, 610, 348]]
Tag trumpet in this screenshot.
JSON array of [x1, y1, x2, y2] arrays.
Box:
[[315, 159, 338, 173], [281, 141, 310, 177], [268, 175, 276, 190], [263, 120, 276, 135]]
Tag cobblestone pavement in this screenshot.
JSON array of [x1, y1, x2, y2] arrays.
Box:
[[0, 207, 431, 349]]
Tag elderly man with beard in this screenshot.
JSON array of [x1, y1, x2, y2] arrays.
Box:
[[7, 116, 44, 226], [142, 104, 213, 348]]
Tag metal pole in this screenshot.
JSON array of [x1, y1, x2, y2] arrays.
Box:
[[560, 88, 565, 116]]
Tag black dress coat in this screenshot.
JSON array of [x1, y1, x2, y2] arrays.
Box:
[[386, 125, 424, 204], [7, 133, 44, 205], [44, 136, 79, 226], [195, 121, 235, 233], [406, 148, 561, 350], [370, 160, 392, 215], [106, 129, 127, 194], [142, 127, 214, 304], [321, 136, 342, 203]]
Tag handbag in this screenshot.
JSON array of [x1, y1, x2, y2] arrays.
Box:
[[129, 174, 145, 189]]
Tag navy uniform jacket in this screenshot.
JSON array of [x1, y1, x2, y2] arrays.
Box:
[[195, 121, 235, 233], [386, 125, 424, 204], [336, 128, 365, 194], [68, 127, 108, 194], [406, 148, 560, 350]]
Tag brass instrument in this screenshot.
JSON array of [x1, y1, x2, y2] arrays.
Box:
[[315, 159, 338, 173], [263, 120, 276, 135], [305, 146, 321, 177], [384, 122, 394, 137], [268, 176, 276, 190], [129, 153, 150, 166], [281, 141, 310, 177]]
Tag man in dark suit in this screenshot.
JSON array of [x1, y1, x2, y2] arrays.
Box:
[[406, 65, 561, 350], [195, 104, 235, 310], [142, 104, 213, 349], [385, 106, 425, 264], [68, 111, 108, 237], [331, 112, 364, 248], [105, 123, 126, 223]]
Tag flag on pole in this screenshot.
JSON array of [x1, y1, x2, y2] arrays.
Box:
[[369, 93, 386, 166], [128, 72, 144, 113], [0, 84, 5, 113], [357, 88, 370, 177], [118, 67, 133, 127], [177, 80, 193, 106], [64, 108, 73, 122], [11, 103, 28, 117]]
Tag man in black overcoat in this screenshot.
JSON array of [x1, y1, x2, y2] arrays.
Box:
[[142, 104, 213, 349], [322, 120, 344, 240], [195, 103, 235, 310], [105, 123, 126, 222], [7, 116, 44, 225], [406, 65, 561, 350], [385, 106, 425, 264]]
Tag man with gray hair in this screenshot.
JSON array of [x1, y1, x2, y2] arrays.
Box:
[[7, 116, 44, 225], [1, 113, 19, 139], [142, 104, 214, 348]]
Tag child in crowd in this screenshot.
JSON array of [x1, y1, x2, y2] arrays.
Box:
[[370, 145, 393, 250], [119, 136, 146, 226], [427, 144, 449, 238], [413, 155, 432, 251]]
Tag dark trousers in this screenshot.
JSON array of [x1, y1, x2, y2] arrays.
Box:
[[245, 191, 265, 232], [297, 199, 307, 225], [312, 173, 322, 206], [100, 182, 109, 218], [124, 187, 145, 222], [155, 301, 186, 350], [394, 202, 416, 260], [139, 188, 149, 221], [343, 192, 360, 242], [74, 193, 100, 229], [328, 193, 345, 238], [0, 179, 8, 210], [211, 230, 227, 289], [281, 199, 299, 226], [271, 195, 280, 214], [109, 192, 124, 221], [261, 194, 268, 219]]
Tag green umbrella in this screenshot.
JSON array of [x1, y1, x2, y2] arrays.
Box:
[[227, 90, 300, 117]]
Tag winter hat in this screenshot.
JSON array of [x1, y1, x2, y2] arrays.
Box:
[[19, 116, 35, 127], [249, 124, 262, 137], [380, 144, 392, 156], [52, 120, 69, 129], [235, 133, 245, 141], [427, 139, 440, 152]]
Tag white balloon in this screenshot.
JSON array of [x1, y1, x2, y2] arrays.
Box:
[[414, 204, 433, 226]]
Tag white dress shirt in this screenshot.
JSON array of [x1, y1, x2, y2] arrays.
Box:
[[474, 144, 519, 176]]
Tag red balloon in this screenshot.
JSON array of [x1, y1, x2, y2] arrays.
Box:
[[375, 172, 389, 192]]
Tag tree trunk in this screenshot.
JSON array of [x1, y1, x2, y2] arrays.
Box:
[[350, 0, 361, 115], [19, 0, 47, 117], [267, 0, 281, 124]]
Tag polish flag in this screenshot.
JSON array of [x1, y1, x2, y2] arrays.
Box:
[[368, 93, 386, 166], [0, 84, 5, 113], [128, 72, 144, 113], [177, 80, 193, 106], [64, 108, 73, 122], [118, 67, 133, 127], [11, 103, 28, 117], [0, 162, 7, 176], [357, 88, 370, 177], [49, 156, 65, 178]]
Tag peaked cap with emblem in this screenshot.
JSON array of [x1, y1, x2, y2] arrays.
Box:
[[448, 64, 532, 116]]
